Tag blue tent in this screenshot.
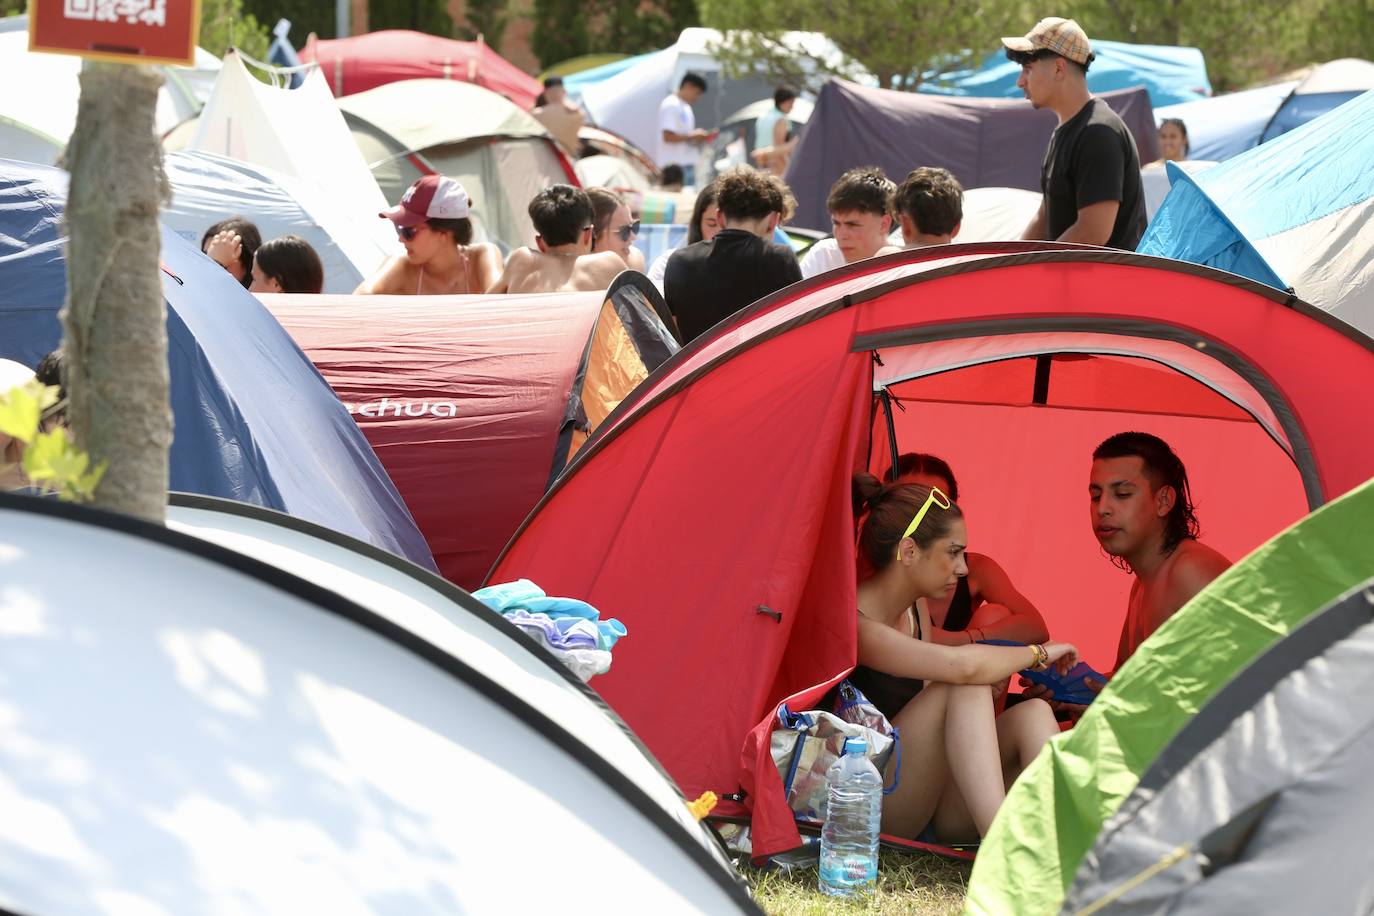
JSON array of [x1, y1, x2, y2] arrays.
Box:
[[1139, 89, 1374, 334], [564, 51, 658, 100], [0, 158, 437, 570], [919, 39, 1211, 108], [1153, 80, 1297, 161]]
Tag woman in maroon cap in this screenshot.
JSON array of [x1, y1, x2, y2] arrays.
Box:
[[356, 174, 504, 295]]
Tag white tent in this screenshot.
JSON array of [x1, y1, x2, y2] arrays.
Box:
[[188, 51, 396, 260], [881, 186, 1041, 245], [162, 151, 399, 293], [0, 24, 219, 166], [581, 28, 865, 166], [0, 492, 759, 915]]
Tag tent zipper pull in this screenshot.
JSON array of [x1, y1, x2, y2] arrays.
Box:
[[755, 604, 782, 623]]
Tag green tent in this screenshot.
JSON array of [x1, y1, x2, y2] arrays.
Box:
[[965, 476, 1374, 915]]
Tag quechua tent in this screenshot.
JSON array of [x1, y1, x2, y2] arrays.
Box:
[[0, 492, 758, 915], [1259, 57, 1374, 142], [339, 79, 578, 250], [487, 242, 1374, 858], [0, 158, 434, 570], [1140, 88, 1374, 335], [968, 477, 1374, 915], [261, 273, 678, 589], [300, 29, 542, 109], [784, 80, 1159, 233]]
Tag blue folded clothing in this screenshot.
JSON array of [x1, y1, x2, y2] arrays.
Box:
[[976, 639, 1105, 705], [471, 581, 627, 651], [472, 578, 545, 612]]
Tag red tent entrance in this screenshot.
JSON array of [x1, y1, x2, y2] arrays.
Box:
[[489, 245, 1374, 857]]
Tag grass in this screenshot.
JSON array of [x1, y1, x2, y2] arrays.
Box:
[[746, 849, 973, 915]]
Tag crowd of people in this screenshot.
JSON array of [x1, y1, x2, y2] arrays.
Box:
[[160, 15, 1215, 848]]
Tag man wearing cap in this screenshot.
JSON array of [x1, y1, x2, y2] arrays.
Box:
[[1003, 18, 1147, 250], [355, 175, 504, 295]]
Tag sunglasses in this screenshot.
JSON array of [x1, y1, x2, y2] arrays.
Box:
[[614, 219, 641, 242], [396, 224, 423, 241], [897, 486, 952, 557]]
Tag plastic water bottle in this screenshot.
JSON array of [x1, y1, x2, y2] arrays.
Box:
[[818, 735, 883, 897]]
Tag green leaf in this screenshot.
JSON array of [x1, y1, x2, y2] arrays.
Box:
[[0, 381, 58, 444]]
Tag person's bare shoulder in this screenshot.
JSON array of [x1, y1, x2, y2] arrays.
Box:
[[354, 256, 413, 295], [1157, 540, 1231, 626], [579, 251, 628, 289]]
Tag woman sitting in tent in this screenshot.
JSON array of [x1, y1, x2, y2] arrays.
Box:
[[888, 453, 1050, 646], [587, 187, 647, 272], [852, 473, 1072, 842]]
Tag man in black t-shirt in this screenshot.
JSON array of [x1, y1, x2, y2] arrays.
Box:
[[664, 166, 802, 343], [1003, 18, 1147, 250]]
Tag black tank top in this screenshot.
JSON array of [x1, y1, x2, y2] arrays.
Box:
[[940, 577, 974, 632], [847, 608, 925, 722]]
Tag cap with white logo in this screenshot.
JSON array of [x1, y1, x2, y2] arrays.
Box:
[[379, 174, 471, 227]]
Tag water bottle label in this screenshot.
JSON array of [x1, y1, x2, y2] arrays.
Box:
[[819, 850, 877, 892]]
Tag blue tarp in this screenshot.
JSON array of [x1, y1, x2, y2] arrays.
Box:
[[564, 51, 659, 99], [0, 158, 437, 571], [1153, 80, 1297, 162], [1139, 89, 1374, 290], [919, 39, 1211, 108]]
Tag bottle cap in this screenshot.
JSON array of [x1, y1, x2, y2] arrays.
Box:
[[843, 735, 867, 756]]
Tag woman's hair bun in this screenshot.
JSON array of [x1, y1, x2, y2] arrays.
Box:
[[852, 471, 885, 514]]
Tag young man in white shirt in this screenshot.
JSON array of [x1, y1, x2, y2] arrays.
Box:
[[658, 72, 713, 188], [800, 166, 899, 279]]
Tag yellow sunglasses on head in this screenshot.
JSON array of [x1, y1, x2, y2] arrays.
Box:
[[896, 486, 951, 557]]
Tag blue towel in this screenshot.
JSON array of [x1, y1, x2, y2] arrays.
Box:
[[472, 578, 545, 612]]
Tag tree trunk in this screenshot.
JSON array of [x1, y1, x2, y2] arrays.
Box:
[[61, 62, 172, 524]]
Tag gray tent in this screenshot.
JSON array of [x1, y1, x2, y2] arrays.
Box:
[[784, 79, 1159, 232], [1063, 582, 1374, 915], [0, 492, 758, 915]]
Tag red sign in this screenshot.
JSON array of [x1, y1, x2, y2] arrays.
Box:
[[29, 0, 202, 67]]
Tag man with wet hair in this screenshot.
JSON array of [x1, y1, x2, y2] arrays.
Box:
[[485, 184, 627, 294]]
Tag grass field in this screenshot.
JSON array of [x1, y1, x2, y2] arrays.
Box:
[[746, 849, 973, 915]]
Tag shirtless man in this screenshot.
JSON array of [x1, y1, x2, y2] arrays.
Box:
[[355, 174, 504, 295], [1024, 431, 1231, 713], [485, 185, 626, 294]]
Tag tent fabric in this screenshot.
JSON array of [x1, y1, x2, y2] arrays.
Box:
[[1153, 81, 1297, 162], [299, 29, 542, 109], [339, 79, 576, 248], [189, 50, 392, 220], [161, 150, 399, 294], [580, 28, 867, 165], [261, 272, 678, 589], [1259, 57, 1374, 142], [163, 491, 749, 891], [1140, 159, 1215, 219], [0, 27, 219, 167], [784, 80, 1159, 232], [1140, 88, 1374, 334], [1063, 583, 1374, 915], [0, 158, 434, 570], [920, 39, 1211, 108], [0, 493, 758, 915], [488, 244, 1374, 858], [965, 478, 1374, 915]]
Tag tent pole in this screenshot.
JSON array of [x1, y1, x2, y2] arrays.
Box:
[[879, 387, 901, 479]]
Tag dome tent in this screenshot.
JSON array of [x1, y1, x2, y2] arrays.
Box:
[[300, 29, 543, 109], [487, 242, 1374, 859], [966, 477, 1374, 915], [261, 272, 678, 588], [0, 158, 433, 569], [0, 491, 758, 915], [1259, 57, 1374, 142], [339, 79, 577, 250]]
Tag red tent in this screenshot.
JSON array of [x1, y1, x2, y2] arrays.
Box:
[[301, 30, 542, 108], [262, 274, 677, 588], [489, 243, 1374, 857]]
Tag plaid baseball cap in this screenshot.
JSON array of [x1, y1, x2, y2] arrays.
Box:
[[1001, 18, 1094, 65], [379, 174, 470, 227]]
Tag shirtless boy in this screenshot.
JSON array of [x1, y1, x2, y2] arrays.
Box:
[[355, 175, 503, 295], [485, 185, 627, 294], [1025, 431, 1231, 712]]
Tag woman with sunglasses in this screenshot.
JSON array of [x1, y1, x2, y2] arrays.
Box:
[[357, 175, 504, 296], [851, 472, 1072, 842], [887, 453, 1050, 648], [586, 187, 646, 272]]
